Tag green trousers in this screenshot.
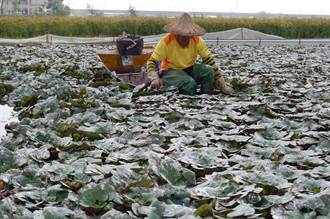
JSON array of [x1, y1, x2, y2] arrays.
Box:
[[161, 64, 214, 95]]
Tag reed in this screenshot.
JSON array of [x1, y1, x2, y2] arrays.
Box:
[[1, 16, 330, 38]]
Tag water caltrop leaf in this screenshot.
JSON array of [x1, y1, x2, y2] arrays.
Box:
[[100, 209, 132, 219], [148, 153, 196, 187], [0, 146, 15, 173], [271, 206, 317, 219], [43, 207, 74, 219], [227, 203, 255, 217], [79, 184, 109, 209], [127, 179, 155, 189], [296, 189, 330, 215], [193, 203, 213, 218]]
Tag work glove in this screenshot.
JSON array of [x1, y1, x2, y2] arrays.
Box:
[[214, 74, 233, 95], [148, 71, 162, 90], [150, 78, 162, 90]]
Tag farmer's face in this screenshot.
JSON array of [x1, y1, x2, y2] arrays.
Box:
[[176, 35, 190, 48]]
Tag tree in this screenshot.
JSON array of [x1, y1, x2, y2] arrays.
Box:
[[35, 6, 46, 16], [0, 0, 4, 15], [12, 0, 21, 15], [86, 3, 96, 16], [61, 5, 70, 16], [47, 0, 70, 16], [128, 4, 137, 16]]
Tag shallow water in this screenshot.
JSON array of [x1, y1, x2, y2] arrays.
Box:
[[0, 105, 17, 137]]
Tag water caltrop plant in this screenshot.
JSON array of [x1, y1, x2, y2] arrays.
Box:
[[0, 43, 329, 218]]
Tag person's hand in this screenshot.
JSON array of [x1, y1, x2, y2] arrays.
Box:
[[149, 78, 162, 90], [220, 84, 233, 95], [214, 76, 233, 95]]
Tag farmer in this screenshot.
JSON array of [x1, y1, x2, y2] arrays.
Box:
[[147, 12, 233, 95]]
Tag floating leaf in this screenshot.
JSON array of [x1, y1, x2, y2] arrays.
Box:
[[227, 203, 255, 217], [193, 203, 213, 218], [80, 184, 109, 209], [148, 153, 196, 187], [43, 207, 74, 219]]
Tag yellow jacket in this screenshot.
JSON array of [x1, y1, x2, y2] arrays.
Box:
[[147, 33, 221, 80]]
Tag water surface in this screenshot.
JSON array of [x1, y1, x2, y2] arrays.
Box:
[[0, 105, 18, 138]]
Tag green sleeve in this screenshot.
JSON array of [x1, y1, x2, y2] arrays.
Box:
[[197, 37, 222, 78]]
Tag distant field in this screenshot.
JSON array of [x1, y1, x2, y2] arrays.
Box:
[[1, 16, 330, 38]]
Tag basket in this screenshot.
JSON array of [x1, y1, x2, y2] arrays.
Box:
[[116, 35, 144, 56]]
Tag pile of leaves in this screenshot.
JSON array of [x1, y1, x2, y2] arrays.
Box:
[[0, 43, 329, 219]]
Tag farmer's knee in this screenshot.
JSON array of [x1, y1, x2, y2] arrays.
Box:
[[204, 66, 215, 79], [181, 78, 197, 95]]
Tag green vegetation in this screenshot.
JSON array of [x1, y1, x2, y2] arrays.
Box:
[[128, 5, 137, 17], [1, 42, 330, 218], [46, 0, 70, 16], [1, 16, 330, 38], [0, 83, 14, 96]]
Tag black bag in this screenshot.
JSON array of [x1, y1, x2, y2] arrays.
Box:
[[116, 34, 144, 56]]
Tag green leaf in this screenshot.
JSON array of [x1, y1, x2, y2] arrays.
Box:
[[0, 146, 15, 173], [149, 154, 196, 187], [193, 203, 213, 218], [79, 184, 109, 209], [43, 207, 74, 219], [271, 206, 317, 219], [227, 203, 255, 217], [127, 179, 155, 189]]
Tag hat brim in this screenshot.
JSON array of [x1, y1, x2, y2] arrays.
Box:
[[164, 22, 205, 36]]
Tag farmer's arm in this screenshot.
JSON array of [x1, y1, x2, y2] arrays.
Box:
[[146, 39, 167, 81], [197, 37, 222, 79], [197, 37, 233, 94]]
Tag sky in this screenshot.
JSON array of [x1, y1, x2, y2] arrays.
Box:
[[63, 0, 330, 15]]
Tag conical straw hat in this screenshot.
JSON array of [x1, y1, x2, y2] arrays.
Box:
[[163, 12, 206, 36]]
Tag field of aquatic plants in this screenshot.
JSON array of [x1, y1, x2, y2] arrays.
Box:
[[0, 43, 330, 219]]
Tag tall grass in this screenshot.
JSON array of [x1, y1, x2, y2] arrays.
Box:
[[1, 16, 330, 38]]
